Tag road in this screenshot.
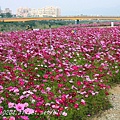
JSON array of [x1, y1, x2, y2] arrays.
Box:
[[0, 16, 120, 22]]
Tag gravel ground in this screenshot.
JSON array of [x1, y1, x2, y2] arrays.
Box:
[[91, 84, 120, 120]]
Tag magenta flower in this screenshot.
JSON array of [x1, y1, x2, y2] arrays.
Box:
[[58, 84, 64, 88], [43, 74, 49, 79], [0, 106, 3, 115], [20, 116, 29, 120], [74, 103, 79, 108], [72, 65, 79, 71], [77, 81, 81, 86], [2, 117, 7, 120], [19, 80, 25, 86]]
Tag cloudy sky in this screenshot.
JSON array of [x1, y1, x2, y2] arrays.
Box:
[[0, 0, 120, 16]]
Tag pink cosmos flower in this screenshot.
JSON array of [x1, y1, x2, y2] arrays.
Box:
[[43, 74, 49, 79], [95, 54, 100, 59], [46, 87, 51, 92], [13, 88, 19, 93], [0, 106, 3, 115], [72, 65, 79, 71], [19, 80, 25, 86], [36, 101, 44, 106], [15, 103, 25, 112], [0, 97, 4, 101], [2, 117, 7, 120], [0, 85, 3, 93], [77, 81, 81, 86], [24, 103, 29, 107], [20, 95, 25, 100], [8, 102, 15, 108], [58, 84, 64, 88], [0, 85, 3, 90], [9, 116, 15, 120], [20, 116, 29, 120], [62, 111, 67, 116], [24, 108, 34, 115], [74, 103, 79, 108], [81, 99, 86, 106]]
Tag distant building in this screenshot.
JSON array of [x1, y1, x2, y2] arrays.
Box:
[[0, 7, 2, 14], [38, 6, 61, 17], [29, 8, 38, 17], [16, 7, 31, 17], [16, 6, 61, 17], [0, 7, 12, 14], [3, 8, 12, 14]]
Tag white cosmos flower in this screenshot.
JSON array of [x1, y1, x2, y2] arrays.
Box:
[[62, 111, 67, 116]]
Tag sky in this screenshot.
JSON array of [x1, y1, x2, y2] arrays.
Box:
[[0, 0, 120, 16]]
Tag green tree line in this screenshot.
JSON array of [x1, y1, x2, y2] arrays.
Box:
[[0, 20, 75, 32], [0, 12, 13, 18]]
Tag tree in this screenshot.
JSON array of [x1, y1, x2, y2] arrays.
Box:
[[5, 12, 13, 18], [0, 13, 5, 18], [0, 12, 13, 18]]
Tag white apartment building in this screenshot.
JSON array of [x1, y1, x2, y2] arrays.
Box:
[[16, 7, 31, 17], [38, 6, 61, 17], [29, 9, 39, 17], [16, 6, 61, 17]]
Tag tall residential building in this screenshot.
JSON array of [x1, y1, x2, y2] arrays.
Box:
[[29, 8, 38, 17], [38, 6, 61, 17], [16, 7, 31, 17]]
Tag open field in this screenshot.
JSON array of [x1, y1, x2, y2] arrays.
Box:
[[0, 21, 120, 32], [0, 24, 120, 120]]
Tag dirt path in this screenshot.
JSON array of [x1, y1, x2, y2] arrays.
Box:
[[91, 84, 120, 120]]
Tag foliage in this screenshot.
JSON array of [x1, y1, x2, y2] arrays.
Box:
[[0, 20, 75, 32], [0, 12, 13, 18]]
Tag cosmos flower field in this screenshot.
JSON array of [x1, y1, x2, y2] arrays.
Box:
[[0, 25, 120, 120]]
